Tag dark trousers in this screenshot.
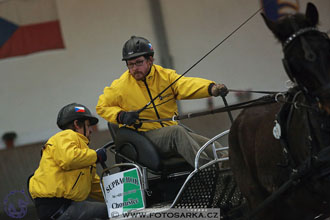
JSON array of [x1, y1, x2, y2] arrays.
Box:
[[56, 200, 108, 220], [35, 198, 108, 220]]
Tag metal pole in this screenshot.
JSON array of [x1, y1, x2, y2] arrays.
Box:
[[221, 96, 234, 124], [148, 0, 182, 113]]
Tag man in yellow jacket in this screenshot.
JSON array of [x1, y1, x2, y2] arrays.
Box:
[[29, 103, 108, 220], [96, 36, 228, 166]]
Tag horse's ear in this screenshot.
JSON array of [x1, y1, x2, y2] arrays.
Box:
[[305, 2, 319, 26], [261, 13, 280, 37]]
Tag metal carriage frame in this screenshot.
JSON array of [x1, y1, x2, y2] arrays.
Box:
[[100, 128, 247, 219]]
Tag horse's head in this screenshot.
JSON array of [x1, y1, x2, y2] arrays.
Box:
[[262, 3, 330, 113]]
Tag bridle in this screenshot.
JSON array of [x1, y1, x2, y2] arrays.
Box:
[[276, 19, 330, 180], [282, 27, 319, 51], [281, 21, 330, 100]]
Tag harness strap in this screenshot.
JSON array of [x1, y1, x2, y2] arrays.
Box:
[[275, 95, 298, 168]]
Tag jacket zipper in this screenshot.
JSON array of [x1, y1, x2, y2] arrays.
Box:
[[143, 79, 164, 127], [72, 172, 82, 190]]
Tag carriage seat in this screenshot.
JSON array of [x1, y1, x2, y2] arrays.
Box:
[[108, 123, 193, 175]]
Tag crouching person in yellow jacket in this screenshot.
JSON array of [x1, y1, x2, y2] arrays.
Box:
[[29, 103, 108, 220]]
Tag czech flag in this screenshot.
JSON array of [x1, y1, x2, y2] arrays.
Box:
[[0, 0, 65, 60], [75, 107, 85, 113]]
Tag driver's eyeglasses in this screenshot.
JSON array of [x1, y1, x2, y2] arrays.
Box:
[[127, 59, 146, 69]]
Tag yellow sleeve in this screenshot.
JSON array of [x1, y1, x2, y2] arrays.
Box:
[[168, 70, 214, 100], [96, 85, 123, 124]]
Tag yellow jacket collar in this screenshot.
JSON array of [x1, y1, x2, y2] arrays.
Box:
[[145, 65, 156, 81], [76, 131, 89, 145]]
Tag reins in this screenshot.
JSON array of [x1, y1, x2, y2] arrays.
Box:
[[139, 93, 279, 123], [228, 89, 282, 94], [139, 87, 320, 124]]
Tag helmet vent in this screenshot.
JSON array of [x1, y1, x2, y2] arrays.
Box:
[[135, 40, 140, 52]]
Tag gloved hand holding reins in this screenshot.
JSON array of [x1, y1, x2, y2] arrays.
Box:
[[211, 83, 229, 97], [117, 111, 139, 126], [96, 148, 107, 163]]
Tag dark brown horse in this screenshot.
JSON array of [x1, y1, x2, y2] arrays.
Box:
[[229, 3, 330, 220]]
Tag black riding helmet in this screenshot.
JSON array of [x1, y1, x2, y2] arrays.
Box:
[[57, 103, 98, 130], [122, 36, 154, 61]]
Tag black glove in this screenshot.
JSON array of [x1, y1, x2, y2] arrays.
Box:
[[211, 84, 229, 97], [96, 148, 107, 163], [117, 111, 139, 126]]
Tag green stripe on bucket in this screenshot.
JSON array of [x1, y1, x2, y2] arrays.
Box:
[[123, 169, 144, 211]]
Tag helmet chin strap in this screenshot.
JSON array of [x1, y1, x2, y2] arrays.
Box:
[[73, 120, 87, 138], [138, 59, 152, 81], [83, 122, 87, 137]]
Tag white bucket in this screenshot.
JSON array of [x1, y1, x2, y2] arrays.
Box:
[[101, 168, 145, 218]]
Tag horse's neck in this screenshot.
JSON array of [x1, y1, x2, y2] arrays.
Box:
[[307, 109, 330, 151], [287, 93, 330, 165]]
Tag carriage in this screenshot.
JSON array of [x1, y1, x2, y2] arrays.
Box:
[[99, 2, 330, 219], [99, 124, 246, 219]]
